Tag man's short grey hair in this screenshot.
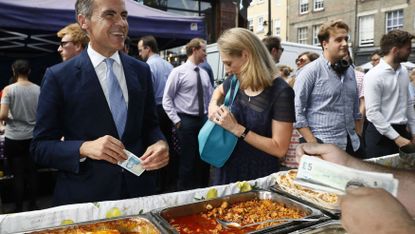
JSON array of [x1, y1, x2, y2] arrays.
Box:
[[75, 0, 95, 20]]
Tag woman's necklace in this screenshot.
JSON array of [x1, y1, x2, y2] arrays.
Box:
[[245, 88, 262, 103]]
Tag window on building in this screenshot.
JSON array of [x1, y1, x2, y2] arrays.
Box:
[[257, 16, 264, 33], [248, 19, 254, 31], [386, 9, 403, 32], [274, 19, 281, 37], [298, 27, 308, 44], [313, 0, 324, 11], [300, 0, 309, 14], [359, 15, 374, 46], [312, 25, 321, 46]]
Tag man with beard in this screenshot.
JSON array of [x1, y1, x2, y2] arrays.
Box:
[[294, 20, 362, 157], [262, 36, 284, 64], [364, 30, 415, 158]]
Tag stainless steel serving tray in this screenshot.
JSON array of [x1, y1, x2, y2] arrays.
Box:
[[290, 220, 346, 234], [270, 184, 341, 218], [22, 213, 167, 234], [152, 190, 329, 234]]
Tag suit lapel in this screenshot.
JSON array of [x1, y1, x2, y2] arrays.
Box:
[[76, 51, 119, 138], [119, 53, 141, 140], [120, 53, 142, 141]]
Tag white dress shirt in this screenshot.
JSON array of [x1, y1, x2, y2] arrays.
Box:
[[87, 45, 129, 106], [364, 58, 415, 140]]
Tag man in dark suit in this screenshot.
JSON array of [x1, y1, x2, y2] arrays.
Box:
[[30, 0, 169, 205]]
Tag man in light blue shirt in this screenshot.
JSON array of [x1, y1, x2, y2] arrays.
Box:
[[138, 35, 174, 192], [294, 20, 362, 157]]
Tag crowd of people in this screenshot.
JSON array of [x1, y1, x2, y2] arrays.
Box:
[[1, 0, 414, 232]]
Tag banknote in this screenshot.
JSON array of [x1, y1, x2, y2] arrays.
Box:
[[118, 149, 145, 177], [295, 155, 399, 196]]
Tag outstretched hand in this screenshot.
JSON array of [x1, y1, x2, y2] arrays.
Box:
[[295, 143, 350, 166]]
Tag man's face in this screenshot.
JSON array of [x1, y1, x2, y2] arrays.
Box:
[[138, 40, 150, 61], [394, 42, 412, 64], [296, 54, 311, 69], [58, 34, 82, 61], [272, 47, 283, 63], [370, 54, 381, 66], [322, 28, 349, 61], [78, 0, 128, 57], [194, 43, 207, 65]]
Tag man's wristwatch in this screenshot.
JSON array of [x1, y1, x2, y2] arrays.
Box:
[[239, 127, 250, 140]]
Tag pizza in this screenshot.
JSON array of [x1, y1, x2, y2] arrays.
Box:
[[275, 170, 339, 210]]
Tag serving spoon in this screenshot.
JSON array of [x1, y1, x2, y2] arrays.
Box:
[[216, 217, 320, 229]]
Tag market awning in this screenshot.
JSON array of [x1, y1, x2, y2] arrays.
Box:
[[0, 0, 205, 55]]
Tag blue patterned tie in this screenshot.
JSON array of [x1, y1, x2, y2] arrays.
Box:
[[104, 58, 127, 138]]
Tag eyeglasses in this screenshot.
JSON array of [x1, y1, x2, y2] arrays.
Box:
[[60, 41, 73, 47], [279, 47, 284, 52]]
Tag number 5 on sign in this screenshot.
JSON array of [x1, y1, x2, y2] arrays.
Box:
[[302, 161, 313, 171]]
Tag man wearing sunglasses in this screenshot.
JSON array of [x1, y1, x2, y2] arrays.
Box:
[[262, 36, 284, 64], [57, 23, 89, 61]]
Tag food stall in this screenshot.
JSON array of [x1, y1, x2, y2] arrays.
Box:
[[0, 153, 408, 233]]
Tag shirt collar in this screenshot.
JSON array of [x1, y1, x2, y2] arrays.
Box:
[[376, 58, 402, 73], [148, 54, 159, 60], [321, 55, 332, 69], [87, 44, 122, 68], [185, 60, 199, 70]]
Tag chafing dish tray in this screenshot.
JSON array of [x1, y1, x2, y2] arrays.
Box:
[[290, 220, 346, 234], [271, 170, 341, 218], [25, 214, 164, 234], [152, 190, 328, 234]]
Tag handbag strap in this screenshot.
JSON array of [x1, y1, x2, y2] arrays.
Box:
[[223, 75, 240, 111]]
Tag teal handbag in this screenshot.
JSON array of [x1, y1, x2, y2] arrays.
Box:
[[198, 75, 239, 168]]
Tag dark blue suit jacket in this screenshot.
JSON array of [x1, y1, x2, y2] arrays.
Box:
[[31, 50, 165, 205]]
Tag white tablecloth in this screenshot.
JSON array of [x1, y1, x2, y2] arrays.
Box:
[[0, 173, 279, 233]]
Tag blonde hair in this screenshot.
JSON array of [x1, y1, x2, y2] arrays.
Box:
[[217, 27, 278, 91], [57, 23, 89, 48]]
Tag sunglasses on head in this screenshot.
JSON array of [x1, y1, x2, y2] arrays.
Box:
[[296, 58, 305, 64]]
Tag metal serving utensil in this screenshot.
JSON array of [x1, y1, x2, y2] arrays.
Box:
[[216, 217, 320, 229]]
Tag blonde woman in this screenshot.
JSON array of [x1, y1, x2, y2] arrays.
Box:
[[208, 28, 295, 184]]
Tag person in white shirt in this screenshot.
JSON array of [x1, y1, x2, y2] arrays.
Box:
[[364, 29, 415, 158]]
